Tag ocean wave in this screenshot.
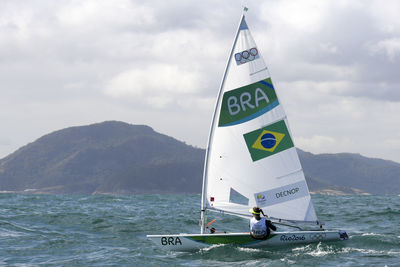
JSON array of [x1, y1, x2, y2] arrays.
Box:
[[305, 243, 336, 257], [343, 247, 400, 256], [0, 229, 23, 238], [236, 247, 262, 253], [199, 243, 227, 252], [361, 232, 385, 237], [291, 244, 311, 252], [289, 243, 398, 258]]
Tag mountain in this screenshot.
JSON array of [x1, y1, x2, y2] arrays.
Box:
[[0, 121, 399, 195], [298, 150, 400, 195], [0, 121, 203, 194]]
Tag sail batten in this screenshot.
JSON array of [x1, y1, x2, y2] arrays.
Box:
[[201, 14, 318, 228]]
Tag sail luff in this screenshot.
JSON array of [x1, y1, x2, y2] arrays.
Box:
[[200, 14, 246, 234]]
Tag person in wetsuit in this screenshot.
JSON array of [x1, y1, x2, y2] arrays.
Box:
[[249, 206, 277, 239]]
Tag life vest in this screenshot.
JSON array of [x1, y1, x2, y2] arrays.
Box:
[[250, 217, 267, 238]]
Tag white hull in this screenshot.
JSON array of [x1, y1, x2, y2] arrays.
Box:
[[147, 230, 348, 252]]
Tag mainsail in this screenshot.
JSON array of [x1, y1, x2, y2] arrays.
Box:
[[201, 14, 317, 233]]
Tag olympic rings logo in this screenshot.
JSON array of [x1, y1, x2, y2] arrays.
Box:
[[235, 47, 259, 65]]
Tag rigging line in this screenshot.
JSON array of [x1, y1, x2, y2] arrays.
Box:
[[269, 216, 320, 225], [270, 221, 303, 230], [275, 168, 304, 179], [250, 67, 268, 76], [269, 196, 315, 223], [208, 206, 319, 226], [207, 206, 252, 219]]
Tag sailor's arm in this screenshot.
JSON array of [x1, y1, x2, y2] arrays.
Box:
[[266, 220, 277, 231]]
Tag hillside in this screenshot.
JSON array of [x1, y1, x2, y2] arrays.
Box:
[[298, 150, 400, 195], [0, 121, 203, 194], [0, 121, 399, 195]]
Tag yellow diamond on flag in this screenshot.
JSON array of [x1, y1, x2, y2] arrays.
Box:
[[251, 130, 285, 152]]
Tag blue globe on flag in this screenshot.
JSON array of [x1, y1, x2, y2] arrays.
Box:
[[260, 133, 276, 149]]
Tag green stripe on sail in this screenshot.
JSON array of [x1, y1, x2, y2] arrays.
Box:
[[243, 120, 294, 162], [187, 234, 276, 245], [218, 78, 278, 127]]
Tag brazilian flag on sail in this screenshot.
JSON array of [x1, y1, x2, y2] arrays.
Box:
[[243, 120, 294, 162]]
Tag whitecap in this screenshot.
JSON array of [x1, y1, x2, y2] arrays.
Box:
[[361, 232, 385, 237], [292, 244, 311, 252], [23, 188, 38, 192], [240, 259, 264, 266], [305, 243, 334, 257], [236, 247, 261, 252], [199, 243, 226, 252], [280, 258, 296, 264], [388, 250, 400, 255], [0, 229, 23, 237], [347, 247, 393, 255]]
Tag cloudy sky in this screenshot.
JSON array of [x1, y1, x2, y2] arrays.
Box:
[[1, 0, 400, 163]]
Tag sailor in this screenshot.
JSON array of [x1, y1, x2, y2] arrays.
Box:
[[249, 206, 277, 239]]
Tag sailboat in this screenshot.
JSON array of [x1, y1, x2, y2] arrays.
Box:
[[147, 10, 348, 251]]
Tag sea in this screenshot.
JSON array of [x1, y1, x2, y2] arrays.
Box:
[[0, 193, 399, 267]]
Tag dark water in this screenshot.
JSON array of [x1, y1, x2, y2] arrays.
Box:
[[0, 193, 399, 266]]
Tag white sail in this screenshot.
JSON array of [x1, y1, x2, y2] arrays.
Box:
[[201, 14, 317, 228]]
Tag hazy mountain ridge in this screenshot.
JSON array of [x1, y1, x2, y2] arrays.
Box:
[[0, 121, 399, 195], [298, 150, 400, 195], [0, 121, 204, 194]]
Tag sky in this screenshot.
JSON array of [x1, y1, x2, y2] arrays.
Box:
[[1, 0, 400, 163]]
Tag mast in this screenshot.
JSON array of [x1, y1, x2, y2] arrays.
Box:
[[200, 11, 247, 234]]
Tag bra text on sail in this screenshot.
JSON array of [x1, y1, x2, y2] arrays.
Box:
[[218, 78, 279, 127]]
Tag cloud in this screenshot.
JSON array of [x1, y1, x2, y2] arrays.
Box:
[[56, 0, 156, 30], [255, 0, 400, 104], [0, 0, 400, 163], [367, 38, 400, 62], [383, 139, 400, 152], [104, 64, 208, 109]]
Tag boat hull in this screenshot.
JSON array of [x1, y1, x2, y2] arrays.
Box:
[[147, 230, 348, 251]]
